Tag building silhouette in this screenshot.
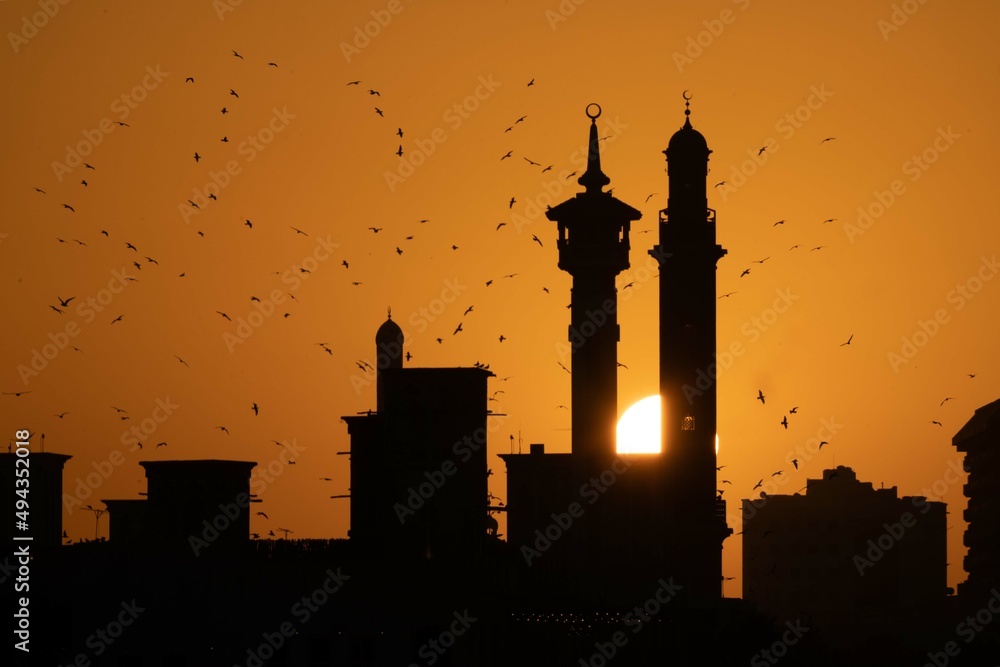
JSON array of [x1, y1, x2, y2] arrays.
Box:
[[501, 101, 731, 607], [0, 451, 71, 551], [98, 459, 257, 556], [741, 465, 947, 651], [343, 313, 495, 562], [953, 397, 1000, 599]]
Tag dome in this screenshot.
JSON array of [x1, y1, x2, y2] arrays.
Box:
[[375, 315, 403, 343], [666, 118, 710, 156]]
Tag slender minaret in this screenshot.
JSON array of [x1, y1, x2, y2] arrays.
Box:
[[651, 93, 730, 595], [546, 104, 642, 459], [375, 308, 404, 411]]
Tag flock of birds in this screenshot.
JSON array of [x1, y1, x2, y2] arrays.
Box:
[[11, 44, 984, 558]]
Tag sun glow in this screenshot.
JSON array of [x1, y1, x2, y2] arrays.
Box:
[[616, 395, 662, 454]]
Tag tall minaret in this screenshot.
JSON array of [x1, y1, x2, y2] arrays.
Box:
[[651, 93, 730, 594], [546, 104, 642, 459]]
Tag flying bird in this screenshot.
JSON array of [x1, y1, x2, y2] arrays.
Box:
[[252, 402, 259, 415], [232, 50, 244, 59], [57, 296, 75, 307], [216, 311, 231, 321], [714, 181, 726, 188], [62, 204, 75, 212], [3, 391, 32, 397], [940, 397, 955, 406], [256, 512, 269, 519], [756, 390, 765, 404], [368, 89, 380, 96], [501, 151, 512, 161], [509, 197, 516, 208], [930, 421, 942, 426], [757, 146, 767, 156], [840, 334, 853, 346], [229, 89, 239, 98], [772, 220, 785, 226], [780, 416, 788, 429], [740, 268, 750, 277], [396, 145, 403, 157], [792, 459, 799, 470], [789, 407, 798, 414], [110, 315, 123, 324], [453, 322, 463, 335], [523, 157, 540, 166], [397, 128, 403, 137], [290, 227, 308, 236], [194, 153, 201, 162], [217, 426, 230, 434], [174, 356, 189, 367], [374, 107, 383, 117], [532, 235, 543, 247], [527, 78, 535, 86], [820, 137, 836, 144], [752, 479, 763, 491]]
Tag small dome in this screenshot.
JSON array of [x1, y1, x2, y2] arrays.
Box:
[[375, 316, 403, 343]]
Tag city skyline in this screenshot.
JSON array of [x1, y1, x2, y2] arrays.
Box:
[[2, 0, 999, 598]]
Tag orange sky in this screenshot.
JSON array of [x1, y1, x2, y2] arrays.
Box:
[[2, 0, 998, 596]]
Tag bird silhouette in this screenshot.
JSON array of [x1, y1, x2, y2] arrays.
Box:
[[464, 305, 474, 316], [780, 416, 788, 429], [840, 334, 853, 346], [217, 426, 230, 434], [757, 390, 765, 404], [216, 311, 231, 321], [62, 204, 75, 212], [792, 459, 799, 470], [232, 50, 243, 59], [509, 197, 516, 208], [757, 146, 767, 156], [290, 227, 308, 236], [110, 315, 123, 324], [229, 89, 239, 98], [252, 403, 259, 415], [3, 391, 32, 397], [789, 407, 798, 414], [752, 479, 763, 490], [523, 157, 540, 166], [740, 268, 750, 277], [453, 322, 463, 335], [940, 397, 955, 406], [375, 107, 383, 117], [501, 151, 512, 160], [820, 137, 836, 144], [397, 128, 403, 137], [194, 152, 201, 162], [532, 235, 543, 247]]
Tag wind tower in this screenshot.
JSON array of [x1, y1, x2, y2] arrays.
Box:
[[546, 104, 642, 461]]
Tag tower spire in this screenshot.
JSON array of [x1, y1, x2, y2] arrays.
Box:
[[682, 89, 692, 129], [577, 103, 611, 194]]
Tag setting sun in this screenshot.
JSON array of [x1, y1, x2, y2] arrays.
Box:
[[616, 395, 662, 454]]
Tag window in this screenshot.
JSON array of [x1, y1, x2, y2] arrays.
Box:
[[682, 415, 695, 430]]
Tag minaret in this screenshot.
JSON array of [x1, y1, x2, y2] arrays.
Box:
[[546, 104, 642, 459], [651, 93, 730, 595], [375, 308, 404, 411]]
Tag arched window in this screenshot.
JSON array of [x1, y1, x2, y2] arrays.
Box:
[[682, 414, 695, 430]]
